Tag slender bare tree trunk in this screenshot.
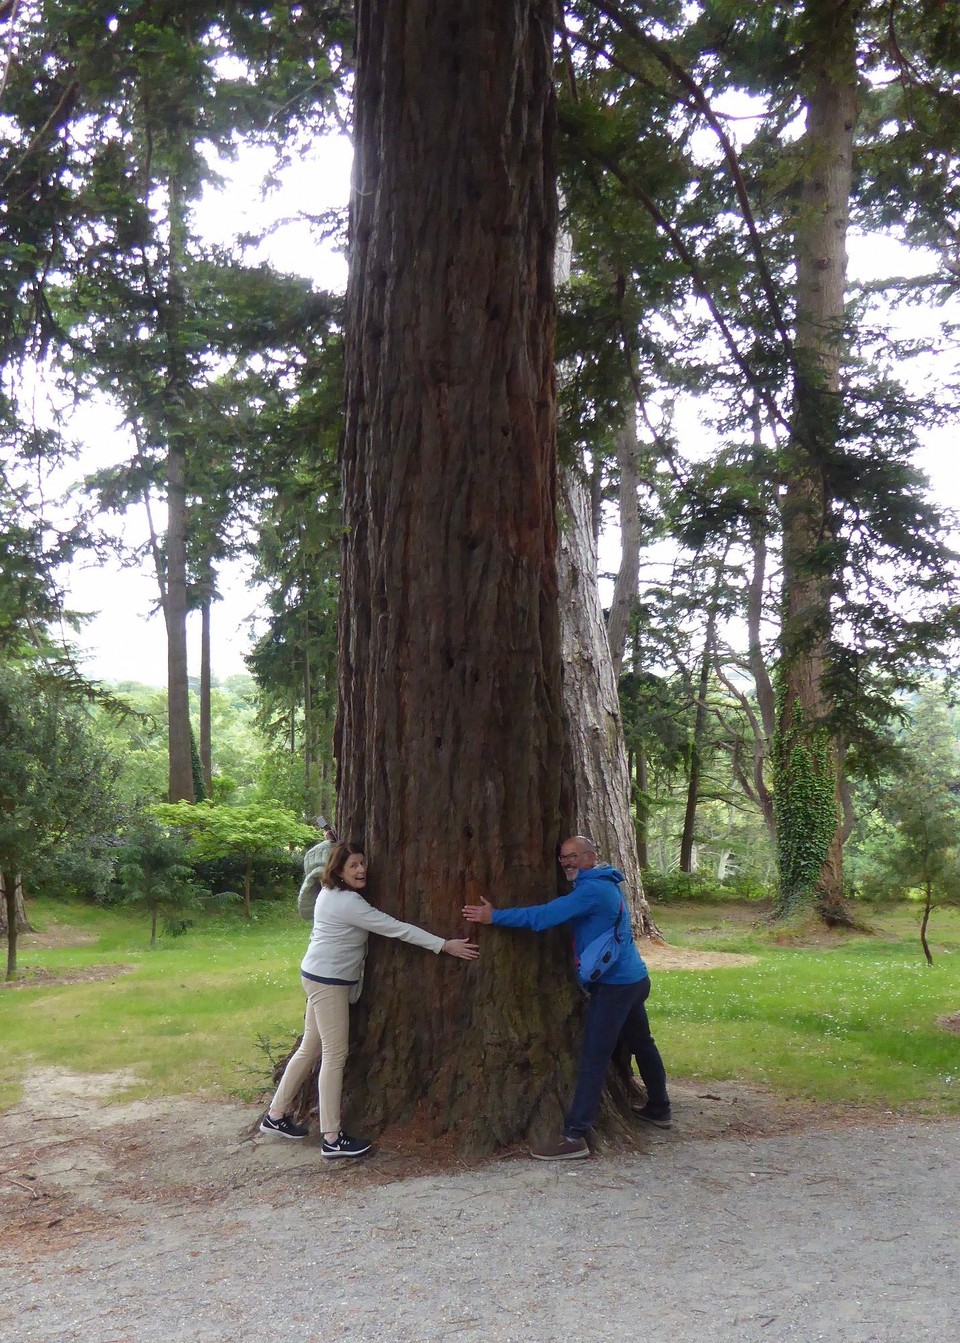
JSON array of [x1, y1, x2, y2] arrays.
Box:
[[607, 409, 643, 677], [558, 468, 660, 937], [200, 597, 213, 797], [2, 870, 23, 979], [679, 611, 716, 873], [163, 171, 195, 804]]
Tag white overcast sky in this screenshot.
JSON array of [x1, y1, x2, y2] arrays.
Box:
[[58, 134, 959, 687]]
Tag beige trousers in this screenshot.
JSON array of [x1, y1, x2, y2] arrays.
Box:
[[269, 977, 351, 1133]]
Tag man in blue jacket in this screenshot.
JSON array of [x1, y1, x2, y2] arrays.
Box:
[[462, 834, 671, 1160]]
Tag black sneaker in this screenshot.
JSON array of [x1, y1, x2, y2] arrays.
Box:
[[259, 1112, 309, 1140], [321, 1131, 372, 1159], [632, 1102, 672, 1130]]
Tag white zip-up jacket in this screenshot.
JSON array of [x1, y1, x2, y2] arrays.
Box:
[[300, 885, 445, 1000]]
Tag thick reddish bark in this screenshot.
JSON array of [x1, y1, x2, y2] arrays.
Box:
[[336, 0, 637, 1152]]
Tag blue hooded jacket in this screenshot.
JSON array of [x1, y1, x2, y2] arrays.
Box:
[[491, 864, 648, 985]]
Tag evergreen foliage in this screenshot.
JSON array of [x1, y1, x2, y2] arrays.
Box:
[[2, 0, 960, 923]]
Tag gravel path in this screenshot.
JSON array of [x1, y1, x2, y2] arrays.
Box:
[[2, 1073, 957, 1343]]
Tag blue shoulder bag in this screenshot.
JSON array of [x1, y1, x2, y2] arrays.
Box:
[[576, 900, 626, 985]]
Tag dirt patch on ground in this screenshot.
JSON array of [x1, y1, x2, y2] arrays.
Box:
[[17, 921, 98, 949], [0, 1065, 880, 1263], [938, 1011, 960, 1034], [1, 964, 135, 990], [640, 938, 758, 970]]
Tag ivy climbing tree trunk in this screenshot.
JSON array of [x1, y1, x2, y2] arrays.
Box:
[[774, 0, 861, 923], [335, 0, 638, 1154]]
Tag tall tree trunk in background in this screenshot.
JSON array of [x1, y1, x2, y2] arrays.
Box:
[[679, 606, 717, 873], [0, 872, 31, 935], [606, 408, 643, 677], [774, 0, 860, 924], [336, 0, 638, 1154], [1, 872, 30, 978], [199, 595, 213, 797], [4, 872, 18, 978], [558, 467, 660, 937], [302, 610, 316, 814], [746, 508, 777, 840], [164, 440, 193, 801], [634, 749, 650, 868], [163, 172, 194, 804]]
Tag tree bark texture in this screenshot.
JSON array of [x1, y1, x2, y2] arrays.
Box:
[[337, 0, 605, 1152], [606, 409, 643, 678], [0, 871, 31, 935], [775, 0, 860, 923], [557, 467, 659, 938]]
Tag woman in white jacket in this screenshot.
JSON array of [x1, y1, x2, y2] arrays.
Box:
[[260, 841, 479, 1157]]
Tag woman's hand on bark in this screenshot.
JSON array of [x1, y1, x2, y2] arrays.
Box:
[[442, 938, 480, 960]]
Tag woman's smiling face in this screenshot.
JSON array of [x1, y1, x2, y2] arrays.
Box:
[[342, 852, 367, 890]]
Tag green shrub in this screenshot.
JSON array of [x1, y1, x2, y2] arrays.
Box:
[[642, 868, 772, 904]]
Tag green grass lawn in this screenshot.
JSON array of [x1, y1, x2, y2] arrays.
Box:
[[648, 901, 960, 1111], [3, 898, 959, 1116], [0, 898, 310, 1109]]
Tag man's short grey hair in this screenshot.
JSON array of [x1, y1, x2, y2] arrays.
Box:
[[568, 835, 597, 853]]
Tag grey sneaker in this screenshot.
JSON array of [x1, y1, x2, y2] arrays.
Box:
[[259, 1112, 309, 1139], [530, 1134, 590, 1161], [632, 1102, 672, 1129]]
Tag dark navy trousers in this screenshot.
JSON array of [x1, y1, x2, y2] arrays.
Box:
[[564, 977, 670, 1138]]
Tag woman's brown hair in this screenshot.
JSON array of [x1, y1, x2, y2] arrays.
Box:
[[322, 840, 365, 889]]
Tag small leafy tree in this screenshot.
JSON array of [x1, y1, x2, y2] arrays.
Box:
[[154, 801, 316, 918], [856, 687, 960, 964], [115, 821, 211, 947], [0, 663, 127, 977]]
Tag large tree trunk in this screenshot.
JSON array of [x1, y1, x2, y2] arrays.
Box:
[[337, 0, 638, 1153], [775, 0, 860, 924], [557, 467, 660, 938]]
